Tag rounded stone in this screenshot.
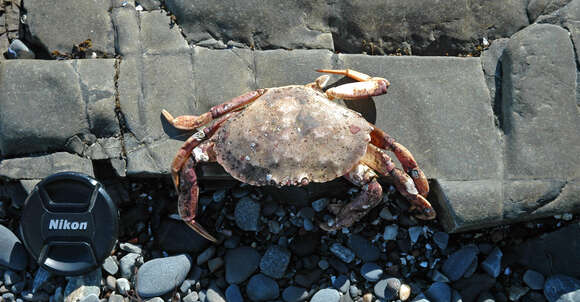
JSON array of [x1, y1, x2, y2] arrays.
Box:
[[332, 275, 350, 294], [523, 269, 545, 290], [136, 254, 192, 298], [260, 245, 291, 279], [442, 245, 479, 281], [282, 286, 309, 302], [225, 284, 243, 302], [544, 275, 580, 302], [226, 246, 260, 284], [246, 274, 279, 302], [374, 277, 401, 300], [311, 288, 340, 302], [425, 282, 452, 302], [361, 263, 383, 282], [234, 197, 261, 231]]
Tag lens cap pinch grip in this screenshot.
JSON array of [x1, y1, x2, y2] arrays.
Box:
[[19, 172, 119, 276]]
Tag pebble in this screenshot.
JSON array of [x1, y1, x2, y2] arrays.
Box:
[[183, 291, 199, 302], [350, 285, 362, 298], [246, 274, 279, 301], [115, 278, 131, 295], [136, 254, 192, 298], [433, 232, 450, 250], [303, 218, 314, 231], [544, 275, 580, 302], [347, 235, 380, 262], [197, 246, 216, 265], [146, 297, 165, 302], [282, 286, 309, 302], [2, 293, 15, 302], [105, 276, 116, 290], [330, 243, 355, 263], [311, 288, 340, 302], [109, 294, 124, 302], [383, 225, 399, 241], [260, 245, 291, 279], [234, 197, 261, 231], [442, 244, 479, 281], [312, 198, 329, 212], [119, 253, 142, 279], [64, 270, 101, 302], [268, 220, 283, 233], [361, 263, 383, 282], [225, 246, 260, 284], [119, 242, 142, 254], [508, 285, 529, 301], [363, 293, 373, 302], [0, 225, 28, 271], [333, 275, 350, 294], [225, 284, 243, 302], [206, 285, 226, 302], [408, 226, 423, 244], [79, 294, 99, 302], [379, 207, 394, 220], [464, 257, 478, 278], [481, 247, 502, 278], [102, 256, 119, 275], [21, 290, 49, 301], [425, 282, 452, 302], [400, 284, 411, 301], [208, 257, 224, 273], [412, 293, 430, 302], [523, 269, 545, 290], [557, 290, 580, 302], [374, 277, 401, 300], [431, 270, 451, 283]]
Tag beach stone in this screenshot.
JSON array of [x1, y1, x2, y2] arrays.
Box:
[[425, 282, 452, 302], [333, 275, 350, 294], [383, 224, 399, 241], [330, 243, 355, 263], [206, 284, 226, 302], [282, 286, 309, 302], [408, 226, 423, 244], [197, 246, 216, 265], [64, 269, 101, 302], [544, 275, 580, 302], [225, 246, 260, 284], [207, 257, 224, 273], [108, 294, 124, 302], [102, 256, 118, 275], [347, 234, 380, 262], [115, 278, 130, 296], [234, 197, 261, 231], [361, 263, 383, 282], [260, 245, 291, 279], [183, 291, 199, 302], [523, 270, 545, 290], [4, 270, 20, 286], [311, 288, 340, 302], [481, 247, 503, 278], [225, 284, 243, 302], [119, 243, 142, 255], [139, 10, 189, 55], [0, 225, 27, 271], [556, 290, 580, 302], [0, 152, 94, 180], [119, 253, 141, 279], [79, 294, 99, 302], [374, 277, 401, 300], [442, 245, 479, 281], [246, 274, 280, 301], [433, 232, 449, 250], [136, 254, 192, 298]]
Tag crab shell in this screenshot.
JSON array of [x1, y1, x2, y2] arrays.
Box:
[[211, 85, 374, 187]]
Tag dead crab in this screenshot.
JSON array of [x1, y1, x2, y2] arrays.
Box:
[[163, 69, 436, 242]]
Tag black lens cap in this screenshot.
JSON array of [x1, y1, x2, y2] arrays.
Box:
[[19, 172, 118, 275]]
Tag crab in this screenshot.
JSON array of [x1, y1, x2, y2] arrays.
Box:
[[162, 69, 436, 242]]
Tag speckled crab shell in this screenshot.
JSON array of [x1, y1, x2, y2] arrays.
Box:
[[212, 85, 374, 186]]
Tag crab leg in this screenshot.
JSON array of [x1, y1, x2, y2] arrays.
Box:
[[178, 144, 218, 242], [316, 69, 390, 100], [362, 144, 436, 220], [162, 89, 265, 130]]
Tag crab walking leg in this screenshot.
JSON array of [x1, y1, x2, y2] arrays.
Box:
[[362, 144, 436, 220], [370, 125, 429, 197], [162, 89, 265, 130], [178, 149, 218, 242], [320, 164, 384, 231], [316, 69, 390, 100]]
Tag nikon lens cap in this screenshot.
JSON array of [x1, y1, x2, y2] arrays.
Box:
[[20, 172, 118, 275]]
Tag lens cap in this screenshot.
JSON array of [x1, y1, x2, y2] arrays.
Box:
[[19, 172, 118, 275]]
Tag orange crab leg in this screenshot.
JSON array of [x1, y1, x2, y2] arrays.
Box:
[[316, 69, 390, 100], [370, 126, 429, 198], [162, 89, 265, 130], [362, 144, 435, 220]]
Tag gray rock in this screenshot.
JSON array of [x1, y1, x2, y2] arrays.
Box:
[[330, 243, 355, 263], [481, 247, 502, 278], [0, 153, 94, 180], [155, 219, 210, 253], [108, 294, 124, 302], [528, 0, 573, 21], [523, 270, 546, 290], [207, 257, 224, 273], [374, 277, 401, 300], [246, 274, 280, 302], [260, 245, 291, 279], [197, 246, 216, 265], [0, 225, 26, 271], [442, 245, 479, 281], [206, 284, 226, 302], [383, 225, 399, 241], [136, 254, 192, 298], [2, 293, 15, 302], [312, 198, 329, 212], [6, 39, 35, 59], [119, 253, 142, 279], [165, 0, 333, 50], [23, 0, 115, 54], [226, 246, 260, 284], [115, 278, 131, 296], [64, 269, 101, 302], [234, 197, 261, 231], [501, 24, 579, 182], [544, 275, 580, 302], [139, 11, 189, 56], [333, 275, 350, 294], [464, 257, 478, 279], [425, 282, 452, 302], [557, 290, 580, 302], [225, 284, 243, 302], [347, 234, 380, 262], [119, 243, 142, 255], [111, 4, 140, 57], [361, 263, 383, 282], [183, 291, 199, 302], [480, 38, 510, 112], [433, 232, 449, 250], [311, 288, 340, 302], [282, 286, 309, 302], [102, 256, 119, 275], [408, 226, 423, 244], [509, 285, 529, 301], [79, 294, 99, 302]]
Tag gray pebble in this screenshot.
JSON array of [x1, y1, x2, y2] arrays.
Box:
[[268, 220, 283, 234], [361, 263, 383, 282], [383, 225, 398, 241], [208, 257, 224, 273], [119, 242, 142, 254], [311, 288, 340, 302], [102, 256, 119, 275], [408, 226, 423, 244], [523, 269, 545, 290], [234, 197, 261, 231], [79, 294, 99, 302], [318, 259, 329, 270], [183, 291, 199, 302], [105, 276, 116, 290], [431, 270, 450, 283], [146, 297, 164, 302], [206, 285, 226, 302], [303, 218, 315, 231], [136, 254, 192, 298], [225, 284, 243, 302], [557, 290, 580, 302], [116, 278, 131, 295], [508, 285, 529, 301], [246, 274, 279, 301], [2, 293, 15, 302], [119, 253, 142, 279], [349, 285, 362, 298], [333, 275, 350, 294], [544, 275, 580, 302], [374, 277, 401, 300], [197, 246, 216, 265], [330, 243, 355, 263], [442, 245, 479, 281], [21, 290, 49, 302], [312, 198, 329, 212], [64, 270, 101, 302], [379, 207, 394, 221], [425, 282, 452, 302], [108, 294, 124, 302], [282, 286, 309, 302], [260, 245, 291, 279], [481, 247, 502, 278], [433, 232, 450, 250], [226, 246, 260, 284]]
